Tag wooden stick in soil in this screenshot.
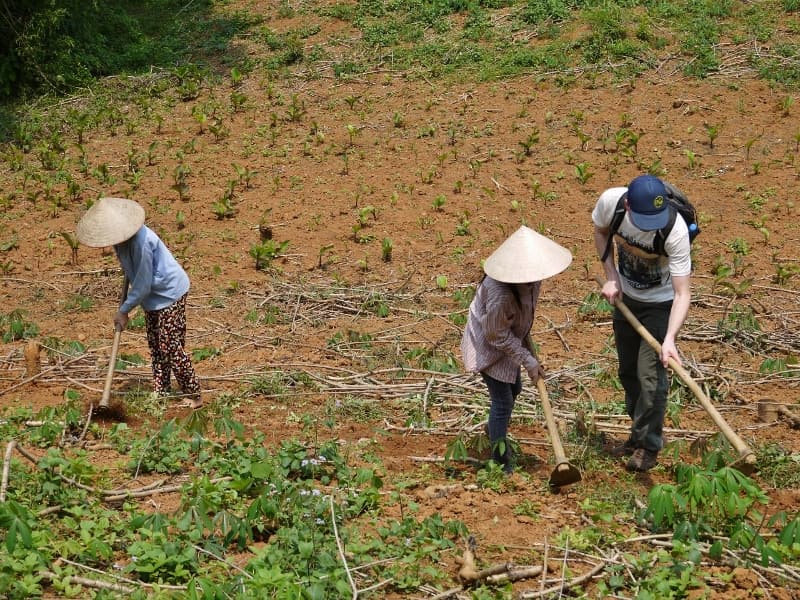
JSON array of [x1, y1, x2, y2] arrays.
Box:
[[778, 405, 800, 429], [518, 552, 620, 599], [0, 440, 17, 502], [595, 276, 756, 472], [329, 494, 358, 600], [0, 354, 89, 395]]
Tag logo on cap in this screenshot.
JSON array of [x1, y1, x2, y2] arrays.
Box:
[[653, 195, 664, 209]]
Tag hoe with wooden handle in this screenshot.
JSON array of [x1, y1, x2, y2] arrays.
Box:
[[96, 277, 129, 418], [525, 335, 581, 489], [595, 277, 756, 473], [537, 377, 582, 489]]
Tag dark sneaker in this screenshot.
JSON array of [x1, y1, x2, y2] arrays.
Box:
[[608, 439, 636, 457], [626, 448, 658, 472]]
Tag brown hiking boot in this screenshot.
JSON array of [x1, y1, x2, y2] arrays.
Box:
[[626, 448, 658, 472], [608, 439, 636, 457]]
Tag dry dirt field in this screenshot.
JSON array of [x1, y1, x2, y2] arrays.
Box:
[[1, 3, 800, 598]]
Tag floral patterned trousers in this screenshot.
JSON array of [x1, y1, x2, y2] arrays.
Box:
[[144, 294, 200, 399]]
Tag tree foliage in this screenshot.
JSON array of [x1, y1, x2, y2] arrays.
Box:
[[0, 0, 213, 99]]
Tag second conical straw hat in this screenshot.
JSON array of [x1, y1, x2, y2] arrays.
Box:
[[483, 225, 572, 283], [75, 197, 145, 247]]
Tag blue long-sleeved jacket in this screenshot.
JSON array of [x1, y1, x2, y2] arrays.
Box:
[[114, 226, 190, 314]]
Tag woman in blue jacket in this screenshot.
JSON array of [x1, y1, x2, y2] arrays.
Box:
[[77, 197, 201, 408]]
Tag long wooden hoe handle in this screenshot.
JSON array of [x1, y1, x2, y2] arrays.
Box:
[[536, 378, 568, 465], [99, 276, 129, 408], [594, 277, 755, 466], [99, 327, 123, 408], [525, 334, 581, 487]]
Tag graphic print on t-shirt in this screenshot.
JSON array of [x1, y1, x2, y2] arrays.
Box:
[[616, 236, 664, 290]]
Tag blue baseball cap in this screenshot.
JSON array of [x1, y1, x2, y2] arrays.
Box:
[[626, 175, 670, 231]]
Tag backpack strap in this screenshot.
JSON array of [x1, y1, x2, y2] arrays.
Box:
[[600, 193, 627, 262], [652, 204, 677, 257]]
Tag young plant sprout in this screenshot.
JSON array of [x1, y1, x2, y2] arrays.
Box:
[[575, 162, 593, 184], [381, 237, 393, 262], [704, 123, 720, 148], [173, 164, 191, 201], [318, 244, 335, 269], [60, 232, 79, 265]]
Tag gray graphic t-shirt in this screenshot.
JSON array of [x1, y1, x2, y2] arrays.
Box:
[[592, 187, 692, 303]]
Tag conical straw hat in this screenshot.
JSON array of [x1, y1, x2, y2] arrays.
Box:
[[483, 226, 572, 283], [76, 198, 145, 247]]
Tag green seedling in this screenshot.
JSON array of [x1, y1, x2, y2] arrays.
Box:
[[231, 91, 248, 111], [455, 212, 470, 236], [773, 263, 799, 285], [60, 232, 79, 265], [575, 162, 593, 184], [381, 238, 393, 262], [249, 239, 288, 270], [743, 136, 759, 160], [572, 125, 590, 150], [1, 233, 19, 252], [92, 163, 115, 185], [230, 66, 244, 86], [192, 104, 208, 134], [318, 244, 335, 269], [209, 119, 229, 141], [780, 95, 794, 116], [192, 347, 220, 361], [357, 205, 377, 226], [232, 163, 255, 188], [287, 94, 306, 122], [346, 124, 360, 146], [146, 141, 158, 166], [704, 123, 720, 148], [684, 149, 698, 170], [172, 164, 191, 201], [518, 128, 540, 156], [211, 197, 235, 220], [1, 309, 39, 342], [344, 94, 359, 109]]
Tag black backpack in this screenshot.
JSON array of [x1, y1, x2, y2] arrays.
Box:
[[600, 181, 700, 262]]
